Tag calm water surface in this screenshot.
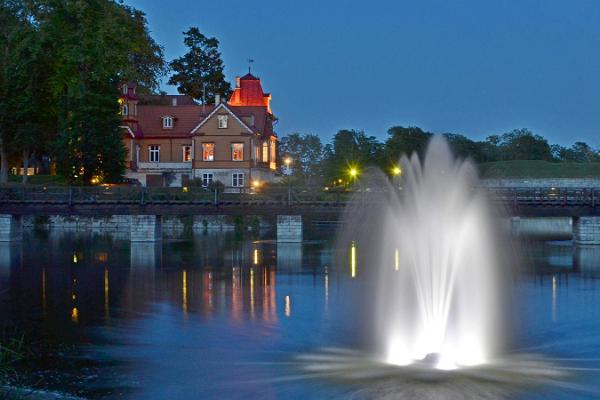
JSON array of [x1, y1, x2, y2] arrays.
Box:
[[1, 231, 600, 399]]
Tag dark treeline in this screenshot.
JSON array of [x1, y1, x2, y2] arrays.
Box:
[[279, 127, 600, 184], [0, 0, 166, 184]]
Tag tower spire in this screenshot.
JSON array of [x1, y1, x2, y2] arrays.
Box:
[[247, 58, 254, 73]]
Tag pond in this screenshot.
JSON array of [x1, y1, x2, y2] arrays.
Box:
[[1, 231, 600, 399]]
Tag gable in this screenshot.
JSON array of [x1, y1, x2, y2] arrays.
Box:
[[190, 103, 253, 136]]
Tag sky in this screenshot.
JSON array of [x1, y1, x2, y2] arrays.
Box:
[[126, 0, 600, 146]]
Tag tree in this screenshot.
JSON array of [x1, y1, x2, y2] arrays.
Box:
[[168, 27, 231, 103], [39, 0, 161, 183], [383, 126, 432, 163], [496, 128, 553, 161], [553, 141, 600, 162], [278, 133, 325, 184], [323, 129, 382, 181]]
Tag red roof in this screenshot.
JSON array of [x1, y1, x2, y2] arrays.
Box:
[[122, 73, 276, 139], [229, 73, 272, 112]]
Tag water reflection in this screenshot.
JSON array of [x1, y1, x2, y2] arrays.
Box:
[[2, 232, 600, 399]]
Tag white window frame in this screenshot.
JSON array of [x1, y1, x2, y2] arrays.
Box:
[[162, 116, 173, 129], [202, 173, 214, 187], [231, 143, 244, 161], [149, 145, 160, 162], [232, 173, 244, 187], [122, 104, 128, 116], [202, 143, 215, 161], [217, 115, 228, 129], [182, 145, 192, 162]]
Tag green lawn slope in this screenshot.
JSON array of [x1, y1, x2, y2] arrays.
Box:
[[479, 161, 600, 179]]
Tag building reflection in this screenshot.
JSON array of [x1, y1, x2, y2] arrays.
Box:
[[0, 242, 21, 287], [574, 246, 600, 277], [276, 243, 302, 272]]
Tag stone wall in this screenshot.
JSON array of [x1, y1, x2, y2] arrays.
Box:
[[573, 216, 600, 246], [24, 214, 271, 239]]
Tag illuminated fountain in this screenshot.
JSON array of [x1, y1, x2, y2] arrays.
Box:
[[296, 137, 567, 398]]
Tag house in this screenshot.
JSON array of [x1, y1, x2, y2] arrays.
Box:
[[119, 73, 278, 188]]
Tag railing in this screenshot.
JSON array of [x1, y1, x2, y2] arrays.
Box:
[[0, 186, 598, 208], [0, 186, 352, 207]]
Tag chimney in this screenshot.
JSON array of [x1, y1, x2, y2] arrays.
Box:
[[171, 97, 177, 106], [215, 94, 221, 104], [235, 76, 241, 88]]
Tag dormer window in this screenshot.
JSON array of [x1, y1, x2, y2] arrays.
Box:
[[122, 85, 128, 95], [162, 116, 173, 129], [217, 115, 228, 129], [121, 104, 128, 116]]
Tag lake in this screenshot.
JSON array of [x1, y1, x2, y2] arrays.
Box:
[[1, 230, 600, 399]]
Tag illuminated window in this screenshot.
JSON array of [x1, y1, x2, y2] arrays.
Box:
[[262, 142, 269, 162], [217, 115, 228, 129], [149, 145, 160, 162], [182, 146, 191, 162], [202, 143, 214, 161], [121, 104, 128, 116], [231, 143, 244, 161], [202, 173, 213, 187], [162, 116, 173, 129], [232, 173, 244, 187]]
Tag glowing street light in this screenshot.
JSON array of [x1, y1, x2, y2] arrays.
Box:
[[348, 167, 358, 179], [284, 157, 292, 167], [392, 166, 402, 176]]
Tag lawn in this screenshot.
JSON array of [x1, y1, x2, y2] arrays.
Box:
[[479, 160, 600, 179]]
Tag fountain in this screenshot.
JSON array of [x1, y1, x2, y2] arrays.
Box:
[[295, 136, 568, 398]]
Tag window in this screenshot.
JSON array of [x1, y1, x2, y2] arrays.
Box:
[[262, 142, 269, 162], [231, 143, 244, 161], [149, 145, 160, 162], [217, 115, 228, 129], [162, 116, 173, 129], [182, 145, 191, 162], [202, 173, 214, 187], [121, 104, 128, 116], [202, 143, 214, 161], [232, 173, 244, 187], [122, 85, 128, 95], [133, 104, 137, 116]]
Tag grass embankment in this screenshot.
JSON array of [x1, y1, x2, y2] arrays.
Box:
[[479, 160, 600, 179]]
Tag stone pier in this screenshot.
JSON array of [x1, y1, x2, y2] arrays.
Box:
[[0, 215, 23, 241], [573, 216, 600, 246], [130, 215, 162, 242], [277, 215, 302, 243]]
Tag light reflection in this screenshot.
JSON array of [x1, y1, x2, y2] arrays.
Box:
[[254, 248, 259, 265], [42, 267, 47, 312], [395, 249, 399, 271], [552, 275, 557, 322], [104, 268, 109, 320], [182, 269, 188, 316], [284, 295, 291, 317], [71, 307, 79, 323], [351, 242, 357, 278], [72, 253, 78, 263], [250, 267, 255, 318]]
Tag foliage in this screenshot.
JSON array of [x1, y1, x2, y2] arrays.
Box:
[[168, 27, 231, 103], [0, 0, 165, 185], [323, 129, 382, 181], [208, 180, 225, 192], [383, 126, 432, 165], [278, 133, 325, 184]]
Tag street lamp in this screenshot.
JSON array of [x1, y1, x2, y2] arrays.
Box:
[[391, 165, 401, 176], [284, 157, 292, 167]]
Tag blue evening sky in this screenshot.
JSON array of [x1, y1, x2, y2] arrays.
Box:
[[126, 0, 600, 146]]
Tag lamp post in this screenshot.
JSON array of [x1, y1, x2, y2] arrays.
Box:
[[284, 157, 293, 204]]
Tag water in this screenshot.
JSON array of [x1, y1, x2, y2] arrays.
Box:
[[1, 232, 600, 398]]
